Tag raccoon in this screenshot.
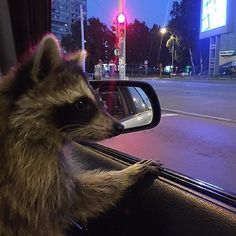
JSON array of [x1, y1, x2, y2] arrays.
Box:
[[0, 34, 160, 236]]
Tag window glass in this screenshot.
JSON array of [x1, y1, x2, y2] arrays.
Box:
[[50, 0, 236, 196]]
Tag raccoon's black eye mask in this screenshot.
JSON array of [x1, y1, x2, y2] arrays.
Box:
[[74, 97, 93, 112], [52, 96, 99, 128]]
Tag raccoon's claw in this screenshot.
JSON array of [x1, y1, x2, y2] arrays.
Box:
[[136, 160, 162, 173], [124, 159, 162, 186], [139, 159, 162, 169], [122, 159, 162, 192]]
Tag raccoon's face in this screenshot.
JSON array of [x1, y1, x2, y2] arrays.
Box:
[[9, 34, 124, 142], [49, 65, 124, 142]]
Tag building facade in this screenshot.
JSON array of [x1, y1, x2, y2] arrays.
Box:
[[51, 0, 87, 40], [200, 0, 236, 76]]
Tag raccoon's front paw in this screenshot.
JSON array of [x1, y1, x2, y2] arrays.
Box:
[[123, 160, 162, 188]]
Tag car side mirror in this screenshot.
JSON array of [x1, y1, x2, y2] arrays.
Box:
[[90, 80, 161, 133]]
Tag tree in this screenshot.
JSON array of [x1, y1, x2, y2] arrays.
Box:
[[61, 17, 116, 72], [126, 19, 151, 66], [61, 17, 180, 75], [61, 21, 81, 52], [86, 18, 116, 70], [166, 34, 180, 72], [168, 0, 209, 74], [149, 24, 162, 67]]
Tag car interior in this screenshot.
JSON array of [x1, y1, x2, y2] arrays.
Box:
[[0, 1, 236, 235], [67, 142, 236, 236]]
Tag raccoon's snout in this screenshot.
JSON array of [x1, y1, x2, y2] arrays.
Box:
[[113, 122, 124, 135]]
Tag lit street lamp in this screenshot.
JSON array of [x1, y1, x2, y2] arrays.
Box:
[[160, 27, 167, 35]]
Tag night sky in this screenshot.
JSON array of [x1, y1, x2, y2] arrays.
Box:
[[87, 0, 179, 28]]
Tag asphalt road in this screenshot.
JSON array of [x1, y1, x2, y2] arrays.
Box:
[[100, 79, 236, 194], [154, 79, 236, 121]]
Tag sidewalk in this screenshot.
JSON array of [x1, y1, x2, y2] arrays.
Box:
[[128, 75, 236, 83]]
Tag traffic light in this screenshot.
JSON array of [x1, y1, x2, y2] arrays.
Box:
[[117, 13, 126, 24], [113, 12, 126, 79], [117, 13, 126, 39]]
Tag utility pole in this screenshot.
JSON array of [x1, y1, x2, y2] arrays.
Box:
[[80, 4, 85, 72], [171, 36, 174, 75], [117, 0, 126, 80]]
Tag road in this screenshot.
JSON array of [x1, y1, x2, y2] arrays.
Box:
[[100, 79, 236, 194], [154, 79, 236, 121]]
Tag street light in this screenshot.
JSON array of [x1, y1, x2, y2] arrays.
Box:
[[117, 13, 126, 24], [157, 27, 168, 77], [160, 27, 167, 35]]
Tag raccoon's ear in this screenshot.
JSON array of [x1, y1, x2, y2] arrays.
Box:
[[65, 50, 87, 67], [31, 34, 61, 82]]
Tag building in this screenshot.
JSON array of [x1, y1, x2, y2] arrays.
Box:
[[51, 0, 87, 40], [200, 0, 236, 76]]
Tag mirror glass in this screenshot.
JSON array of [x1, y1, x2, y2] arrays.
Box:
[[96, 86, 153, 129]]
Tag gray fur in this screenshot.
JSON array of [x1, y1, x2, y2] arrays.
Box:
[[0, 34, 160, 236]]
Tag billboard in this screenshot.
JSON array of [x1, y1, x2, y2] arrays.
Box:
[[199, 0, 236, 39], [201, 0, 227, 33]]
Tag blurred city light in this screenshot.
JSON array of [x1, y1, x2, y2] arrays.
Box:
[[117, 13, 126, 24], [160, 27, 167, 34]]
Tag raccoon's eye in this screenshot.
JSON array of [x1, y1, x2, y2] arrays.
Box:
[[74, 97, 91, 111]]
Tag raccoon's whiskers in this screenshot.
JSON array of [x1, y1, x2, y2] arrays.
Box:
[[59, 123, 87, 131]]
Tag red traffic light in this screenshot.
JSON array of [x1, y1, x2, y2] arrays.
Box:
[[117, 13, 126, 24]]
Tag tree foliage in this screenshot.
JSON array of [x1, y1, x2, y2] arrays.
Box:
[[166, 34, 180, 63], [126, 19, 151, 65], [61, 17, 115, 72], [86, 17, 116, 71], [61, 1, 209, 74], [149, 24, 161, 66], [168, 0, 209, 74]]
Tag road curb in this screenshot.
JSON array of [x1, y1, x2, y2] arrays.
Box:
[[128, 77, 236, 83], [162, 108, 236, 124]]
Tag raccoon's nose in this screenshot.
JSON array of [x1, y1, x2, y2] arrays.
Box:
[[113, 122, 124, 135]]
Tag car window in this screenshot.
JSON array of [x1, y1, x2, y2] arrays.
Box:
[[83, 0, 235, 195]]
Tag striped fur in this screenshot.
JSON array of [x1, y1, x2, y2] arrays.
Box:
[[0, 34, 160, 235]]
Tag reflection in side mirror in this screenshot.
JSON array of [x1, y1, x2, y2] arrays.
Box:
[[90, 80, 161, 133], [98, 86, 153, 129]]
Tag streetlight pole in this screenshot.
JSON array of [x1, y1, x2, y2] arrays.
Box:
[[159, 27, 168, 78], [157, 35, 163, 65], [118, 0, 126, 80], [171, 35, 174, 75]]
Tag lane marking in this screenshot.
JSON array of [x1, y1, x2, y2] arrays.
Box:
[[162, 108, 236, 124], [161, 113, 179, 118]]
